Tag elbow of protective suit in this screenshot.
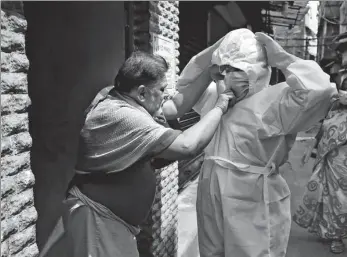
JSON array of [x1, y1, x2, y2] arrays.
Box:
[[325, 82, 339, 98], [313, 75, 338, 101], [286, 60, 337, 91], [307, 82, 338, 113], [312, 82, 337, 106]]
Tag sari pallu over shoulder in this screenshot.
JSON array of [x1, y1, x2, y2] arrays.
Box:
[[315, 108, 347, 165]]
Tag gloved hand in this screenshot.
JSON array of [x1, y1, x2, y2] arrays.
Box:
[[194, 35, 226, 67], [255, 32, 298, 71], [177, 36, 226, 89], [214, 91, 236, 114]]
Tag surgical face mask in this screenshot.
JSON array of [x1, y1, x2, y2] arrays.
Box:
[[339, 90, 347, 105], [224, 71, 249, 101]]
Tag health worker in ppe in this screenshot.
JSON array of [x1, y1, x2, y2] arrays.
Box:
[[168, 28, 338, 257]]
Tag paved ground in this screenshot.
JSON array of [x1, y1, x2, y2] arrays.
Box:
[[177, 134, 346, 257]]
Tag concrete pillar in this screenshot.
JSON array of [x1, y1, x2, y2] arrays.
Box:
[[130, 2, 180, 256], [23, 1, 125, 249], [1, 2, 38, 256]]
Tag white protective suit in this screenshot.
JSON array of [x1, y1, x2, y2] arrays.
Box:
[[176, 29, 337, 257]]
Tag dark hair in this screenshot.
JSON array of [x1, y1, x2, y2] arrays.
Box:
[[114, 51, 169, 92]]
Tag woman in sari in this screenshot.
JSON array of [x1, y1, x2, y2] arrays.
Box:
[[293, 71, 347, 254]]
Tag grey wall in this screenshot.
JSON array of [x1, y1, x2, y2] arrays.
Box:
[[23, 1, 125, 249], [208, 9, 231, 45]]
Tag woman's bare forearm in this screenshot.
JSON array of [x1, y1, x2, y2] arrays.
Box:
[[157, 107, 223, 160]]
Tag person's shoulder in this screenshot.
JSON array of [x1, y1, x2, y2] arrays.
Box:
[[92, 97, 127, 114], [250, 82, 288, 100], [86, 97, 141, 125]]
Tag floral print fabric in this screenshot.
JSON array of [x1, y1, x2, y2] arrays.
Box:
[[293, 109, 347, 240]]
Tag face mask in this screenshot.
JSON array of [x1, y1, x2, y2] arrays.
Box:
[[224, 71, 249, 100], [339, 90, 347, 105]]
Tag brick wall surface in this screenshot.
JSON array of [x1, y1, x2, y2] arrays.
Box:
[[1, 3, 39, 257], [132, 1, 180, 257], [149, 1, 180, 85]]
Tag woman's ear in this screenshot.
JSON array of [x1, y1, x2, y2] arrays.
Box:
[[136, 85, 147, 102]]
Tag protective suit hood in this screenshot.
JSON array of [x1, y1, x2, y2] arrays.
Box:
[[211, 28, 271, 96]]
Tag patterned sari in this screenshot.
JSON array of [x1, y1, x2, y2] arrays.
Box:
[[293, 107, 347, 240]]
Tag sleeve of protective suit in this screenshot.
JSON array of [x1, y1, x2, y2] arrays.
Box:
[[192, 82, 218, 117], [269, 59, 337, 134], [163, 37, 225, 119], [177, 36, 225, 90]]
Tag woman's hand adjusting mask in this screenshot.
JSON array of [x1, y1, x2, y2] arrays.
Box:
[[209, 64, 250, 102], [224, 71, 249, 101]]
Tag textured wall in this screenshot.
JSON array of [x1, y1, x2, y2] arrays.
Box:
[[1, 3, 39, 257], [132, 1, 180, 257], [274, 22, 307, 60], [149, 0, 180, 85], [132, 1, 180, 85], [317, 1, 342, 62]]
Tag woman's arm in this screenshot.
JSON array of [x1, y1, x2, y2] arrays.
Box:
[[157, 92, 235, 160], [256, 33, 337, 135]]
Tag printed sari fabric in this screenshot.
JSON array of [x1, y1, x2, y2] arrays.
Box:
[[293, 108, 347, 240]]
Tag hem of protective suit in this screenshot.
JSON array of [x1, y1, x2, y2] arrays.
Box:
[[179, 233, 199, 257], [177, 179, 200, 257]]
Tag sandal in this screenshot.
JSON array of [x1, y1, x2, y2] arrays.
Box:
[[330, 239, 345, 254]]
